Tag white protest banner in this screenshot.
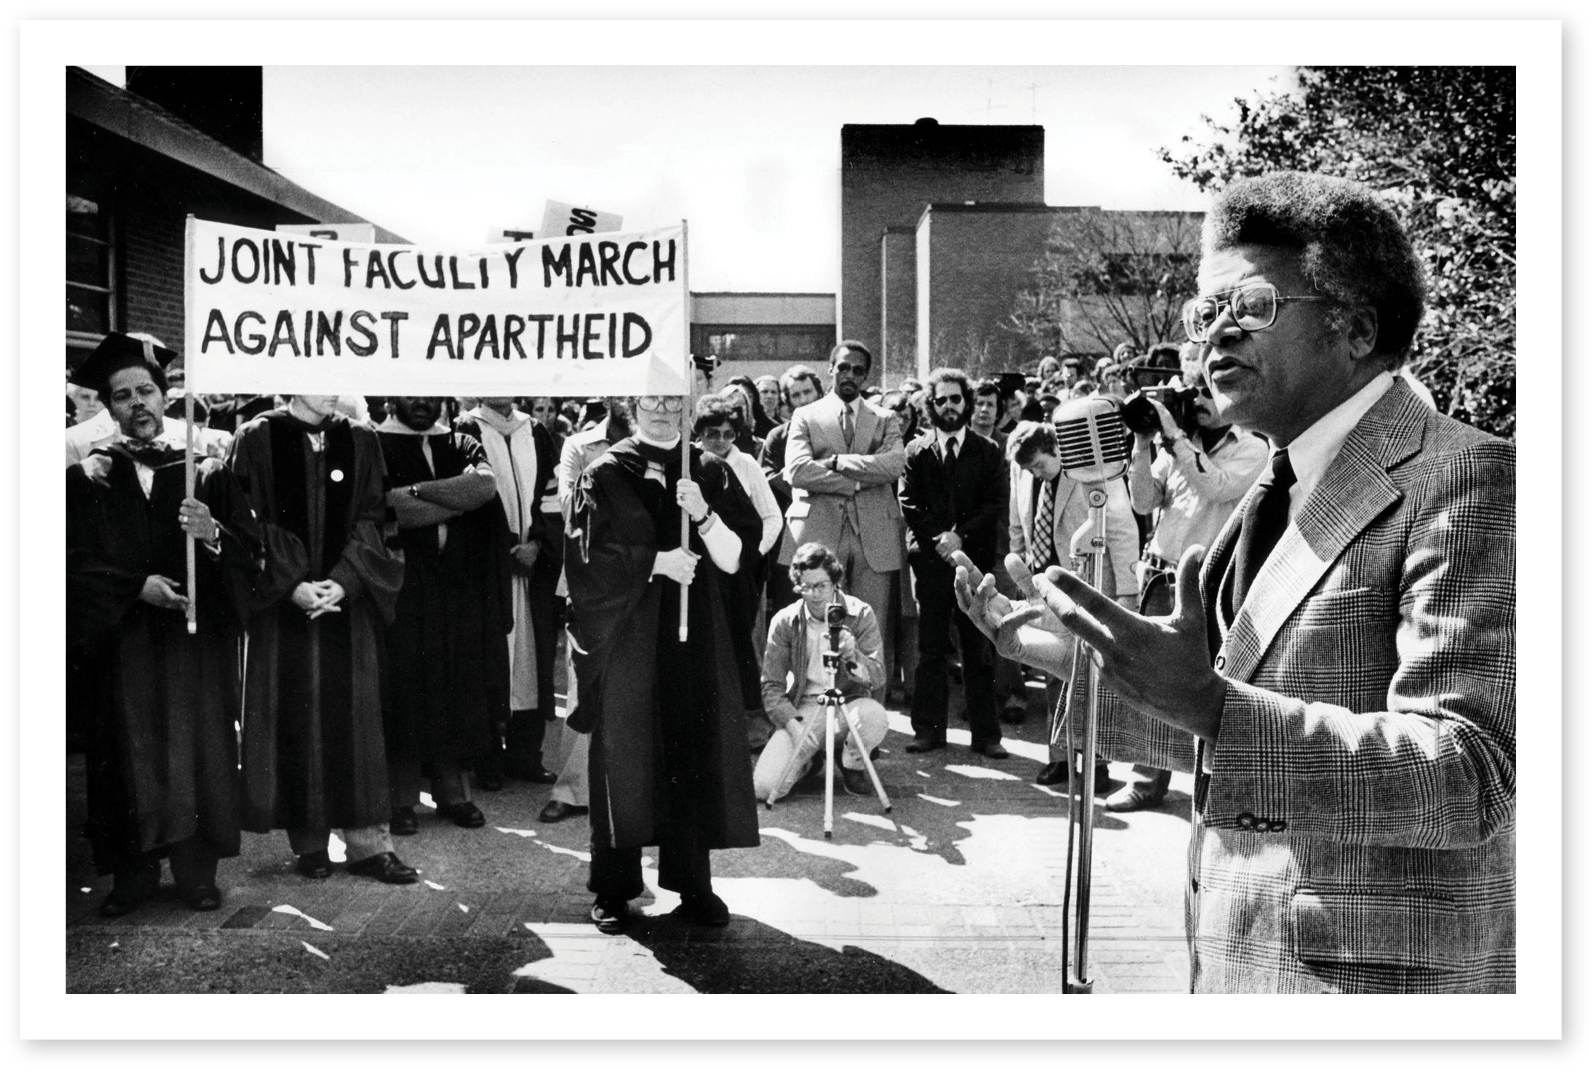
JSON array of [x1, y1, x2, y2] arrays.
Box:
[[277, 222, 377, 244], [541, 200, 623, 238], [184, 217, 688, 397]]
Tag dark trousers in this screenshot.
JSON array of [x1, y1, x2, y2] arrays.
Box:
[[910, 558, 1000, 749], [588, 826, 712, 902], [586, 711, 711, 906], [114, 836, 218, 894]]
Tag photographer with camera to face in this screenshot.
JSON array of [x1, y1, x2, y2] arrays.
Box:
[[754, 541, 889, 802], [1112, 341, 1270, 811]]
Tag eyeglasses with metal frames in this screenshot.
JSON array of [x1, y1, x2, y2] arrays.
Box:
[[1181, 283, 1334, 343]]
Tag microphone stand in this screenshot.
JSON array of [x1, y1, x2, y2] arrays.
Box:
[[1062, 484, 1110, 994]]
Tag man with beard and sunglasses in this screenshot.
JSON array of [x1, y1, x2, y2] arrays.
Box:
[[376, 397, 511, 833], [898, 368, 1010, 758]]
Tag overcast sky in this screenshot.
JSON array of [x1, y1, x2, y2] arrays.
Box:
[[85, 63, 1292, 292]]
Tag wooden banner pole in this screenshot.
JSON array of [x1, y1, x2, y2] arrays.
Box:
[[678, 219, 692, 642]]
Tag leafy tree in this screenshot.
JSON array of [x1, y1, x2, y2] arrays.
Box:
[[1158, 66, 1515, 438], [1007, 209, 1202, 359]]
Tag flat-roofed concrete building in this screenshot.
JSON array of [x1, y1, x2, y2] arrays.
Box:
[[841, 119, 1044, 383]]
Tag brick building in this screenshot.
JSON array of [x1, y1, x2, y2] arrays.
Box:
[[66, 65, 402, 375], [840, 119, 1045, 383]]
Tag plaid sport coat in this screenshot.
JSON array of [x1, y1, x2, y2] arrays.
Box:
[[1081, 379, 1516, 992]]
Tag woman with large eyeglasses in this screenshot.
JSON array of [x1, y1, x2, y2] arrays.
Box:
[[565, 394, 764, 934]]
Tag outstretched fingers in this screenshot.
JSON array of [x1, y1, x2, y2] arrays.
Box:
[[1032, 567, 1117, 651], [1171, 545, 1208, 628], [1003, 553, 1040, 600]]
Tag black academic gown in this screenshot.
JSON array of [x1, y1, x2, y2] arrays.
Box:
[[66, 445, 261, 875], [375, 428, 512, 769], [566, 439, 760, 853], [229, 410, 404, 833]]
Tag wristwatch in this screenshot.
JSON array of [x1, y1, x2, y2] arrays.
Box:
[[407, 484, 423, 498]]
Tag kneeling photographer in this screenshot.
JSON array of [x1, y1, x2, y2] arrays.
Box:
[[1113, 344, 1270, 811], [755, 542, 889, 802]]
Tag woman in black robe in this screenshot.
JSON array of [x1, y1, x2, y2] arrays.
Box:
[[566, 395, 761, 933]]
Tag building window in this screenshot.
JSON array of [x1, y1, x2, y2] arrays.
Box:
[[694, 325, 833, 365], [67, 194, 115, 364]]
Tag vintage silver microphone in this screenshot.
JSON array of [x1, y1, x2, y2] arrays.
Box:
[[1052, 395, 1130, 485], [1048, 394, 1127, 994]]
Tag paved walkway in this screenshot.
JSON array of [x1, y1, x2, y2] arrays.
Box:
[[66, 686, 1194, 995]]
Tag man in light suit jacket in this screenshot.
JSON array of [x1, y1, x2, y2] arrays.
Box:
[[784, 341, 905, 691], [1005, 419, 1140, 785], [957, 171, 1514, 993]]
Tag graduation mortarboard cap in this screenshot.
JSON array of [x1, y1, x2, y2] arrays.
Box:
[[72, 332, 177, 396]]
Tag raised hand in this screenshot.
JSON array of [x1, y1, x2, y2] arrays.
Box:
[[1031, 545, 1226, 742]]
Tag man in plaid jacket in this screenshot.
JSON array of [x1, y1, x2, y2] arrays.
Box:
[[956, 171, 1514, 993]]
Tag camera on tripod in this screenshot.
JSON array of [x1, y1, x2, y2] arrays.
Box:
[[823, 598, 848, 667]]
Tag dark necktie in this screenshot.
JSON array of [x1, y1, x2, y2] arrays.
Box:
[[841, 405, 855, 451], [1228, 448, 1297, 613], [1028, 475, 1055, 572], [943, 436, 958, 471]]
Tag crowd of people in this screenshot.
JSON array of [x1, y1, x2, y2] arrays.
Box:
[[65, 170, 1516, 993]]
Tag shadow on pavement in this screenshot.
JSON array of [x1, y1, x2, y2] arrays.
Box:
[[624, 914, 950, 994]]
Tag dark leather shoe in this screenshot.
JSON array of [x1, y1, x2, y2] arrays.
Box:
[[538, 800, 589, 823], [99, 885, 153, 918], [295, 850, 333, 880], [390, 806, 419, 836], [347, 851, 419, 885], [673, 890, 730, 926], [840, 765, 873, 796], [183, 884, 222, 912], [1001, 702, 1028, 725], [439, 802, 486, 829], [1036, 761, 1070, 786], [590, 898, 631, 934], [905, 737, 945, 754], [506, 760, 559, 784], [972, 742, 1010, 760]]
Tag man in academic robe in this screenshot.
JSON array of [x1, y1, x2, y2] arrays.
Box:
[[457, 397, 563, 787], [376, 397, 511, 833], [566, 394, 761, 934], [229, 394, 416, 884], [66, 333, 261, 915]]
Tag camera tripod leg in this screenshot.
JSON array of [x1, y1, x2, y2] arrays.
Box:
[[839, 706, 892, 812], [823, 702, 835, 839]]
